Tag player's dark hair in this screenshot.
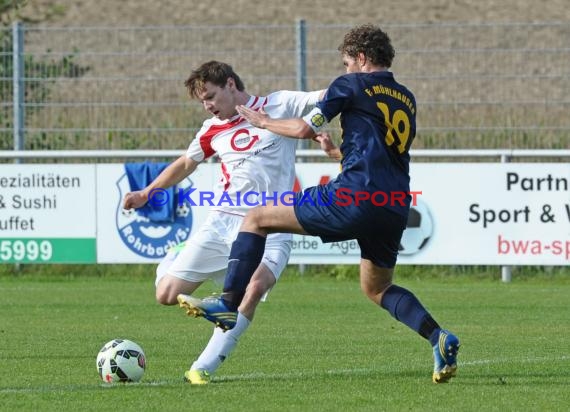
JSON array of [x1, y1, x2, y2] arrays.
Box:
[[338, 24, 395, 68], [185, 61, 245, 98]]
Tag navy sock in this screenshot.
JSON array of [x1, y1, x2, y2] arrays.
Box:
[[221, 232, 266, 311], [380, 285, 441, 345]]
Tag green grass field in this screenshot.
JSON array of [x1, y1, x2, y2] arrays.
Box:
[[1, 271, 569, 411]]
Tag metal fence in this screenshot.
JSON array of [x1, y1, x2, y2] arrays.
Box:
[[1, 21, 569, 153]]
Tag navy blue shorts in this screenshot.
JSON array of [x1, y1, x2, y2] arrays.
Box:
[[293, 184, 407, 268]]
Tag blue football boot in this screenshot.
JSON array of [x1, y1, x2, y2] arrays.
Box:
[[432, 329, 460, 383], [177, 294, 237, 331]]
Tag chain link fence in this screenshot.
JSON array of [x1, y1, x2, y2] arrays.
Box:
[[1, 22, 569, 153]]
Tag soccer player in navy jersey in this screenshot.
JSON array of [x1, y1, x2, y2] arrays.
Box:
[[179, 24, 460, 383]]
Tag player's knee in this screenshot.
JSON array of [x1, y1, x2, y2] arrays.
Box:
[[360, 279, 392, 304], [244, 207, 258, 221], [359, 262, 393, 303], [242, 206, 268, 231], [360, 283, 379, 302], [155, 284, 176, 305], [155, 289, 168, 305]]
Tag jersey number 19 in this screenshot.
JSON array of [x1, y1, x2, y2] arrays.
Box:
[[377, 102, 411, 154]]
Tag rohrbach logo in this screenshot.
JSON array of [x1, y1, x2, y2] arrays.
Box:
[[115, 174, 193, 259]]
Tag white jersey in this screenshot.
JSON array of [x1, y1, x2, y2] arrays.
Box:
[[186, 90, 321, 215]]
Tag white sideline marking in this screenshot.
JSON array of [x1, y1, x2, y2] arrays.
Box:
[[462, 355, 569, 366], [0, 380, 176, 394], [1, 355, 568, 394]]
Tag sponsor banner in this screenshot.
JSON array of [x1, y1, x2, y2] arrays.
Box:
[[1, 163, 568, 265], [0, 238, 96, 263], [289, 163, 570, 265], [407, 163, 569, 265], [0, 165, 96, 263]]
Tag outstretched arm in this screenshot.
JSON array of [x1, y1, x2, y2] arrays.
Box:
[[236, 105, 316, 140], [122, 155, 199, 209]]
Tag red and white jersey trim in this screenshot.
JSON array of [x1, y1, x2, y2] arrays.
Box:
[[186, 90, 321, 214]]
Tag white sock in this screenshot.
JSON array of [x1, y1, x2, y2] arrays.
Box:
[[190, 312, 251, 374]]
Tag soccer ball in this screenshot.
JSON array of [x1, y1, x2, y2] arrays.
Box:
[[96, 339, 146, 383], [176, 202, 190, 217], [121, 208, 135, 218], [399, 198, 433, 255]]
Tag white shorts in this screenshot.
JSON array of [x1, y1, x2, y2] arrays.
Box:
[[155, 211, 292, 287]]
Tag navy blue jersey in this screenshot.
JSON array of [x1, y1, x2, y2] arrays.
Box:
[[317, 71, 416, 216]]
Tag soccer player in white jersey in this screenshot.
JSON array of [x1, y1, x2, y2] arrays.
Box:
[[123, 61, 324, 384]]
